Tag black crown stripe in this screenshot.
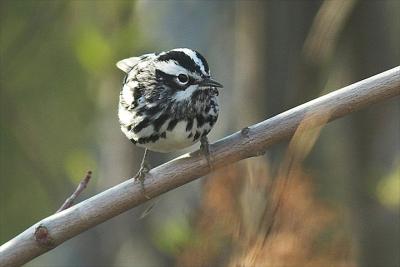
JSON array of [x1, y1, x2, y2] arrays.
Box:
[[158, 51, 203, 75], [194, 50, 209, 73]]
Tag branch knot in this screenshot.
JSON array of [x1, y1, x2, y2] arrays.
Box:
[[34, 225, 55, 248]]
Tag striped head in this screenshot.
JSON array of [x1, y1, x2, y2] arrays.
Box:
[[116, 48, 223, 102]]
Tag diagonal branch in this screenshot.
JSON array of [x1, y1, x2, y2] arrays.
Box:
[[1, 66, 399, 267]]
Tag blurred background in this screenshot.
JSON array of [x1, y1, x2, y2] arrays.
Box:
[[1, 1, 399, 266]]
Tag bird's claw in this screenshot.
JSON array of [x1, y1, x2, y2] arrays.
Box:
[[134, 161, 151, 199], [200, 136, 213, 170]]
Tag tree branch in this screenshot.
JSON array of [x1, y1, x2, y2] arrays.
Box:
[[1, 66, 399, 267], [56, 171, 92, 213]]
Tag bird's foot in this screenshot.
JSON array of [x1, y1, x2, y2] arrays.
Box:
[[134, 161, 151, 199], [200, 136, 213, 170]]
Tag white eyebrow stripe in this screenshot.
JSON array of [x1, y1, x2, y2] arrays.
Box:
[[155, 60, 202, 80], [156, 60, 189, 76]]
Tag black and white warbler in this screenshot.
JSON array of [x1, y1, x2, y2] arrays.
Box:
[[116, 48, 223, 183]]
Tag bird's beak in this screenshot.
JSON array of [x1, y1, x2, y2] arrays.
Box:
[[199, 78, 223, 88]]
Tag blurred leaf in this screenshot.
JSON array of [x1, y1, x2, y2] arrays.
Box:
[[376, 160, 400, 209], [152, 216, 192, 255], [64, 149, 96, 184], [74, 27, 112, 73]]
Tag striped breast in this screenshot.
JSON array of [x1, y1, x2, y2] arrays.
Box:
[[118, 89, 219, 153]]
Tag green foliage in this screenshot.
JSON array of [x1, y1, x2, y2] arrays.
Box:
[[0, 0, 144, 243], [152, 216, 193, 255], [74, 26, 113, 73], [376, 160, 400, 210], [64, 149, 97, 184]]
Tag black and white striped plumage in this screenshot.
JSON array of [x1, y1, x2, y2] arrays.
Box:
[[117, 48, 222, 153]]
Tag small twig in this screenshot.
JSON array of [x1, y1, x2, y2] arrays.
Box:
[[57, 171, 92, 213]]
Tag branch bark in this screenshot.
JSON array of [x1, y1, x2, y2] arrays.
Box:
[[1, 66, 399, 267]]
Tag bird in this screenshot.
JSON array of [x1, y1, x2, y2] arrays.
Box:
[[116, 48, 223, 186]]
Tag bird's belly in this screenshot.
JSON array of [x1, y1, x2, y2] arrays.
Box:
[[119, 95, 219, 153], [138, 120, 197, 152]]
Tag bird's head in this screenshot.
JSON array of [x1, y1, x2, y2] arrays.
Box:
[[117, 48, 223, 100]]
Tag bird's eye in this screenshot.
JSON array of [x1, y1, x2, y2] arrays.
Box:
[[177, 74, 189, 84]]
